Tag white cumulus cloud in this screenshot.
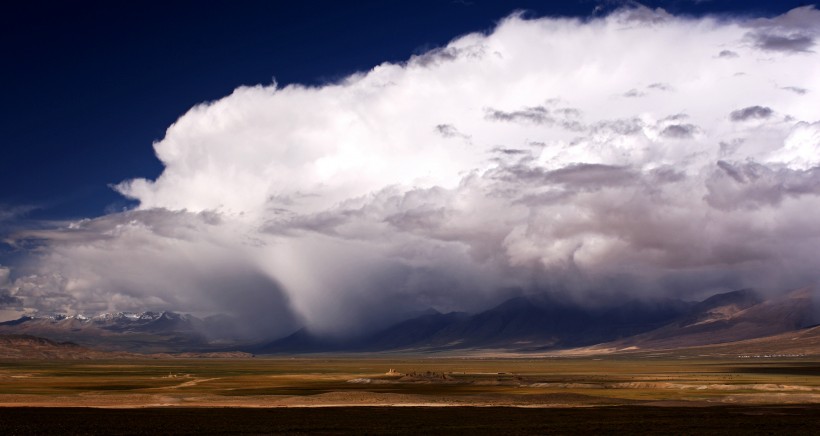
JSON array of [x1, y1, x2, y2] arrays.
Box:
[[7, 5, 820, 338]]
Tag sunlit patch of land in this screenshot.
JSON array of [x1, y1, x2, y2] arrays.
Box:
[[2, 356, 820, 408]]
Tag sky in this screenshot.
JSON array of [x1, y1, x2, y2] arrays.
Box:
[[1, 1, 819, 337]]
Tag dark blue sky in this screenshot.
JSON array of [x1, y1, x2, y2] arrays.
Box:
[[2, 0, 817, 222]]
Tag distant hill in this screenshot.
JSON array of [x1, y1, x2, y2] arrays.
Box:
[[4, 287, 816, 356], [0, 334, 130, 359], [694, 324, 820, 356], [253, 294, 695, 354], [255, 287, 817, 354], [0, 311, 218, 353], [596, 287, 816, 351], [0, 334, 254, 359]]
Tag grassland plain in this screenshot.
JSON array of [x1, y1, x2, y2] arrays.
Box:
[[2, 356, 820, 434]]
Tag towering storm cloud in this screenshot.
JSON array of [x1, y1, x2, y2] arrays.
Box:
[[4, 6, 820, 338]]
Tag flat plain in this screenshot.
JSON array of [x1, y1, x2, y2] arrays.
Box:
[[2, 355, 820, 407], [2, 355, 820, 434]]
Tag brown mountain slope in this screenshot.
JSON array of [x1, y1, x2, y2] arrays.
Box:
[[689, 324, 820, 356], [591, 287, 817, 351], [0, 334, 134, 359], [0, 334, 253, 359]]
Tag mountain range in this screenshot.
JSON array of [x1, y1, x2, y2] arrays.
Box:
[[597, 287, 816, 351], [253, 287, 817, 354], [1, 287, 817, 355], [0, 311, 218, 353]]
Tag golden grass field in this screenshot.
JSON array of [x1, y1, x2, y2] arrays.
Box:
[[2, 355, 819, 408]]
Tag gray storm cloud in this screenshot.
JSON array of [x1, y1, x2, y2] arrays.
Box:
[[4, 5, 820, 338]]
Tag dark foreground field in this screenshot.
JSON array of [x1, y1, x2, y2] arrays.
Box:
[[3, 405, 820, 435]]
